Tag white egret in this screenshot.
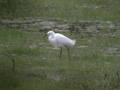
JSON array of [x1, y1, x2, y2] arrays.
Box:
[[47, 31, 76, 58]]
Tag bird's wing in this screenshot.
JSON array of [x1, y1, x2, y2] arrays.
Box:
[[55, 33, 74, 46], [55, 33, 70, 41]]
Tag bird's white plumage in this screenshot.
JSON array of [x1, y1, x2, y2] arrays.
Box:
[[47, 31, 76, 49]]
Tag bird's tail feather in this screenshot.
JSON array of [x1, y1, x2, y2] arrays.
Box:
[[71, 40, 76, 46]]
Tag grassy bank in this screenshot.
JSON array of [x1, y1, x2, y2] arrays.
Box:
[[0, 0, 120, 90], [0, 27, 120, 90]]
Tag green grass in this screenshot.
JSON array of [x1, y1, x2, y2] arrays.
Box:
[[0, 0, 120, 89], [0, 0, 120, 22], [0, 27, 120, 90]]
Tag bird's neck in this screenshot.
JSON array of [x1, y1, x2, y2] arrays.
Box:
[[49, 34, 55, 39]]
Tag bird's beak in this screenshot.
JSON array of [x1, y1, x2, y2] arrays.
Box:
[[47, 32, 49, 36]]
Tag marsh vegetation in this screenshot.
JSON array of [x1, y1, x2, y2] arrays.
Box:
[[0, 0, 120, 90]]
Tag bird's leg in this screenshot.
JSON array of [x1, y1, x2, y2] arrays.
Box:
[[66, 47, 71, 59], [59, 47, 62, 58]]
